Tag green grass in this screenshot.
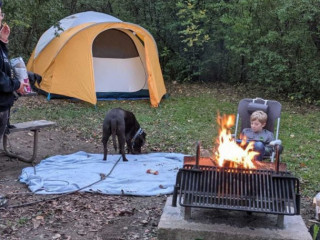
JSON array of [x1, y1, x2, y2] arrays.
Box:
[[280, 109, 320, 196], [10, 82, 320, 197]]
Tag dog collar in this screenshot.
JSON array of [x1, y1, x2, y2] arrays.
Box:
[[132, 128, 144, 147]]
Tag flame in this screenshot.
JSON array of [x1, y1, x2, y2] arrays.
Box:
[[214, 113, 258, 169]]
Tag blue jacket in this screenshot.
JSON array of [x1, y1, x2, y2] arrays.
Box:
[[0, 42, 20, 112]]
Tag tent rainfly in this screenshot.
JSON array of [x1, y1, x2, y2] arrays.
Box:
[[27, 11, 166, 107]]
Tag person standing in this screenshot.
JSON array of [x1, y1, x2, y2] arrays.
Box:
[[0, 0, 28, 206]]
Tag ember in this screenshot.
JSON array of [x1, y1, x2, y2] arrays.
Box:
[[214, 113, 258, 169]]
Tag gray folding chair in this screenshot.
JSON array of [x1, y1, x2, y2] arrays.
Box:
[[234, 97, 283, 162]]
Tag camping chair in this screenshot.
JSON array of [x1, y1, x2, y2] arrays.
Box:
[[234, 97, 283, 162]]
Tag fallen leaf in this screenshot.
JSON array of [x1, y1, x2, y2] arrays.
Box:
[[140, 219, 148, 225], [36, 215, 44, 220], [77, 230, 87, 236], [52, 233, 61, 239], [300, 163, 307, 168], [32, 219, 41, 229]]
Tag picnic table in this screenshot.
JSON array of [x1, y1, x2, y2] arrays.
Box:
[[2, 120, 56, 163]]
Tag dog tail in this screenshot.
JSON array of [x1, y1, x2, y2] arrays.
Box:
[[110, 119, 118, 152]]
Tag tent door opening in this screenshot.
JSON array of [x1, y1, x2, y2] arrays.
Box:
[[92, 29, 148, 98]]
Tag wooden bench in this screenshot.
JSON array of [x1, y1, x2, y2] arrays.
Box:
[[3, 120, 56, 163]]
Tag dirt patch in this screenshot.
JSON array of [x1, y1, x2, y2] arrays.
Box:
[[0, 129, 166, 240]]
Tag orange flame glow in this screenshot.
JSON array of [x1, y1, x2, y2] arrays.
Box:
[[214, 113, 258, 169]]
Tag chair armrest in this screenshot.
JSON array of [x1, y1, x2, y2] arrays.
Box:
[[269, 140, 282, 146], [270, 140, 284, 156]]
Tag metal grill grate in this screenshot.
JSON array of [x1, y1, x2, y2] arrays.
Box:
[[173, 165, 300, 215]]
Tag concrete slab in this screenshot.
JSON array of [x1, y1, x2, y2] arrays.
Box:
[[158, 196, 312, 240]]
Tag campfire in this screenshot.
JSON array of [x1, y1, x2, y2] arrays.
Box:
[[185, 112, 282, 171], [214, 113, 258, 169], [172, 112, 300, 228], [184, 113, 286, 172]]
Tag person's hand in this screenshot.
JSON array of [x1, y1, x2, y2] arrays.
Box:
[[0, 23, 10, 43], [16, 82, 28, 95]]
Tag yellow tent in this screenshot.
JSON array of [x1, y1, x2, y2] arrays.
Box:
[[27, 11, 166, 107]]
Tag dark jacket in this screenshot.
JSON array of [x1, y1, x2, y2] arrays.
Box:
[[242, 128, 274, 144], [0, 42, 20, 112]]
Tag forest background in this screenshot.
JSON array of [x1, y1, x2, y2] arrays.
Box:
[[3, 0, 320, 104]]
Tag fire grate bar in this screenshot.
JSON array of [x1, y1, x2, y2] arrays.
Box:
[[173, 165, 300, 215]]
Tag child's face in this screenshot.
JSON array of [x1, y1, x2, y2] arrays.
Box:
[[250, 119, 265, 133]]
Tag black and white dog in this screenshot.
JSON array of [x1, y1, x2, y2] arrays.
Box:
[[102, 108, 146, 161]]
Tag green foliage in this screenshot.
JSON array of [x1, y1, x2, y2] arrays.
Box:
[[313, 224, 319, 240], [4, 0, 67, 61], [17, 217, 28, 225], [218, 0, 320, 103], [2, 0, 320, 103], [176, 0, 211, 81]]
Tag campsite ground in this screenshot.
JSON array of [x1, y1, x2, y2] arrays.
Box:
[[0, 82, 317, 239], [0, 129, 166, 240]]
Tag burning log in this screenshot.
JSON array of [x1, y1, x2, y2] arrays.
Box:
[[183, 156, 287, 172]]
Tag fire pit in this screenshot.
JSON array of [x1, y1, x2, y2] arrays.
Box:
[[172, 113, 300, 228], [172, 143, 300, 228]]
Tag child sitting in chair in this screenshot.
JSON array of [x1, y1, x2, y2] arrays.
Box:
[[241, 110, 274, 161]]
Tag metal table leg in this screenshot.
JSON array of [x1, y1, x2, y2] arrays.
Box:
[[3, 129, 39, 164]]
